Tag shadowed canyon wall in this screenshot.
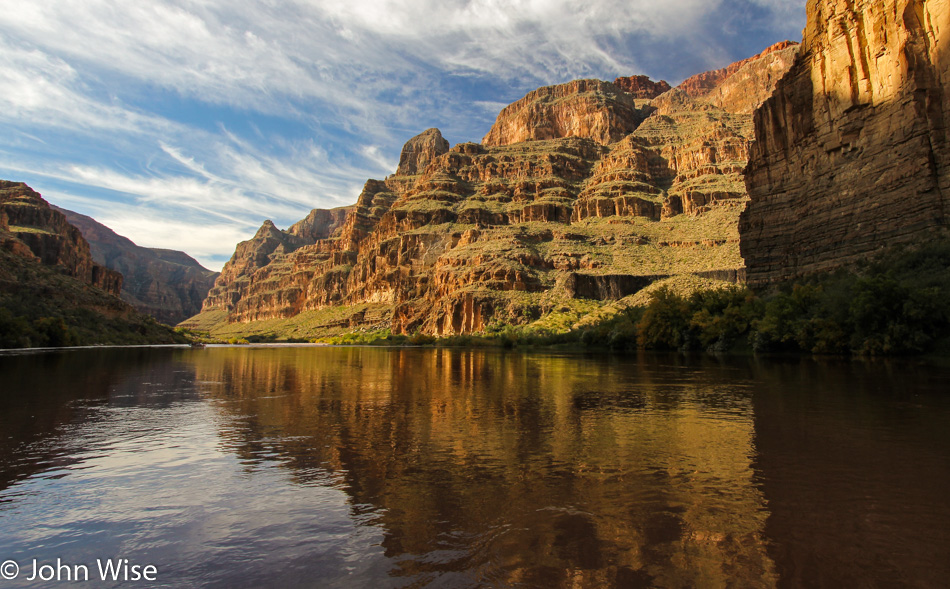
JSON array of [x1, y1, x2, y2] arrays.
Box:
[[1, 181, 122, 296], [57, 206, 219, 325], [740, 0, 949, 284]]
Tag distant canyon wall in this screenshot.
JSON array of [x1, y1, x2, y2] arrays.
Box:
[[57, 207, 220, 325]]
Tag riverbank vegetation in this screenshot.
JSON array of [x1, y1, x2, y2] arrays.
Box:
[[312, 241, 950, 357], [0, 250, 187, 349], [6, 242, 948, 357]]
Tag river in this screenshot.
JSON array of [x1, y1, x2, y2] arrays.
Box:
[[0, 346, 948, 587]]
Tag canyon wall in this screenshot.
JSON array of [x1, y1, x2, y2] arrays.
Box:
[[740, 0, 949, 284], [191, 46, 799, 338], [57, 206, 220, 324], [0, 181, 122, 296]]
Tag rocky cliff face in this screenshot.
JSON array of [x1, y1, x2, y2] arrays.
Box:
[[0, 181, 122, 296], [191, 46, 798, 338], [613, 75, 672, 99], [740, 0, 949, 284], [677, 41, 800, 115], [482, 80, 650, 147], [680, 41, 800, 113], [56, 207, 220, 325]]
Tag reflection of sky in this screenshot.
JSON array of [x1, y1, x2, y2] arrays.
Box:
[[0, 400, 391, 589], [0, 1, 806, 271]]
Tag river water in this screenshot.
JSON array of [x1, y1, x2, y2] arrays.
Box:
[[0, 346, 948, 588]]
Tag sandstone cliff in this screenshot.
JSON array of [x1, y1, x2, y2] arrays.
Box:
[[396, 128, 450, 175], [482, 80, 650, 147], [740, 0, 949, 284], [613, 75, 672, 99], [190, 46, 798, 339], [680, 41, 800, 114], [55, 206, 220, 325], [0, 181, 122, 296]]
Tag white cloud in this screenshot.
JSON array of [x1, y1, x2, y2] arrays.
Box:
[[94, 215, 253, 271]]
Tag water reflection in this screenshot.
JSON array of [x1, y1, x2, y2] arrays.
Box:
[[0, 347, 948, 587], [192, 348, 776, 587]]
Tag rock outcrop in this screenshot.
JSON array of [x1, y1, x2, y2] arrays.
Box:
[[287, 206, 352, 241], [396, 129, 451, 176], [56, 206, 220, 325], [482, 80, 650, 147], [0, 181, 122, 296], [679, 41, 800, 113], [191, 44, 799, 338], [740, 0, 949, 284], [613, 75, 672, 99]]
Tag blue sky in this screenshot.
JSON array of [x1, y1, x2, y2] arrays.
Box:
[[0, 0, 806, 271]]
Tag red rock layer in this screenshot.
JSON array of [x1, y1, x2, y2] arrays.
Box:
[[613, 75, 672, 99], [679, 41, 799, 99], [740, 0, 950, 284]]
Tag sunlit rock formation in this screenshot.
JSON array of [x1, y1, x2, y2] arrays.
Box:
[[189, 45, 798, 338], [740, 0, 949, 284]]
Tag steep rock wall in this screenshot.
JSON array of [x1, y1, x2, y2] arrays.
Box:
[[0, 181, 122, 296], [740, 0, 949, 284], [57, 206, 219, 324], [195, 43, 800, 336], [482, 80, 650, 147]]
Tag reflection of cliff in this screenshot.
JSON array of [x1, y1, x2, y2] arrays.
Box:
[[191, 348, 776, 586], [750, 359, 950, 587]]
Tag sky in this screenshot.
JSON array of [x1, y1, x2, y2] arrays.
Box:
[[0, 0, 807, 271]]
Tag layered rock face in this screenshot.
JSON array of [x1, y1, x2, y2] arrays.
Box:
[[613, 75, 672, 99], [680, 41, 800, 114], [0, 181, 122, 296], [482, 80, 650, 147], [682, 42, 800, 114], [194, 46, 798, 337], [56, 207, 220, 324], [740, 0, 949, 284]]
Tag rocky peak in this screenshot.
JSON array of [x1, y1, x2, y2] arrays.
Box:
[[287, 206, 352, 241], [396, 128, 450, 176], [482, 79, 649, 147], [613, 75, 672, 99]]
